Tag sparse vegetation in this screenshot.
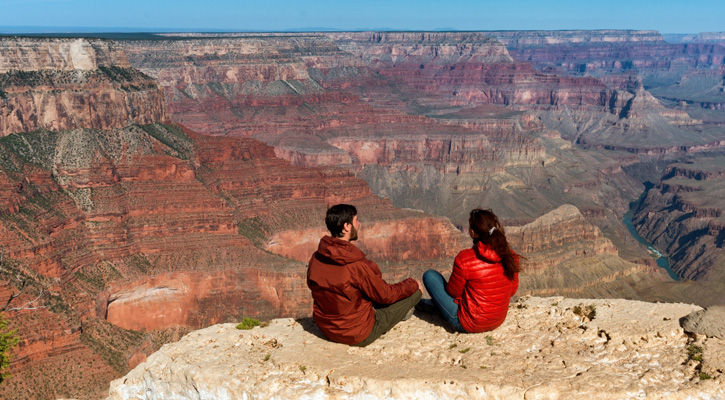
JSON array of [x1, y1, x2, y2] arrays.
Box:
[[264, 353, 271, 362], [573, 304, 596, 320], [236, 317, 261, 330], [458, 347, 470, 354], [237, 217, 270, 246], [0, 313, 20, 384], [485, 335, 494, 346], [688, 344, 704, 363], [448, 343, 457, 349], [299, 365, 306, 373], [699, 372, 712, 380], [98, 66, 136, 83], [140, 124, 195, 161]]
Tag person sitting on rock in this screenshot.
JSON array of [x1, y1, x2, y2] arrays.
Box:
[[307, 204, 422, 346], [419, 208, 520, 333]]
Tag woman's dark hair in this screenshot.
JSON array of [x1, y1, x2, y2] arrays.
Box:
[[469, 208, 521, 280], [326, 204, 357, 238]]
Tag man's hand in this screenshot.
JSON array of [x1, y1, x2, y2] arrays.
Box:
[[414, 278, 425, 295]]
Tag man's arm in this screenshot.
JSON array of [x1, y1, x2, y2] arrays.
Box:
[[353, 260, 418, 305]]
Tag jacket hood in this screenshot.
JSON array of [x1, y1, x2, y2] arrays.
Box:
[[475, 241, 502, 263], [316, 235, 367, 265]]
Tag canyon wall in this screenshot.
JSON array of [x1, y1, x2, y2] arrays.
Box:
[[4, 31, 724, 399], [121, 33, 650, 245], [486, 30, 725, 76], [328, 31, 620, 110], [0, 122, 469, 399], [632, 158, 725, 296], [0, 38, 467, 399], [0, 38, 168, 136]]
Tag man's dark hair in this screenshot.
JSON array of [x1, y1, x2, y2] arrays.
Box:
[[326, 204, 357, 238]]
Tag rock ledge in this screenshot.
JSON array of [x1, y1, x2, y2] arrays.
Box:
[[107, 297, 724, 399]]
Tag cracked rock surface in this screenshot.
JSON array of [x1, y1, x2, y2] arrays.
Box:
[[107, 296, 724, 399]]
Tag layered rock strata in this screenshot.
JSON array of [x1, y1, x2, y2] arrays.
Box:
[[121, 33, 650, 239], [0, 119, 474, 399], [506, 205, 673, 301], [632, 158, 725, 289], [482, 30, 725, 153], [487, 30, 725, 77], [107, 296, 724, 400], [0, 37, 168, 136], [328, 31, 619, 111], [0, 122, 469, 399]]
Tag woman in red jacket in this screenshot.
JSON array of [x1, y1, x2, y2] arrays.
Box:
[[421, 208, 520, 332]]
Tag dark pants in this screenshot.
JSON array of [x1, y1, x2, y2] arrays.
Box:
[[354, 289, 422, 347], [422, 270, 467, 332]]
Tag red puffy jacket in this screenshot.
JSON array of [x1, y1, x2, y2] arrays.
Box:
[[307, 236, 418, 345], [446, 241, 519, 333]]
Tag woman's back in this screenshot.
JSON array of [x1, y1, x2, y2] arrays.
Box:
[[447, 241, 519, 332]]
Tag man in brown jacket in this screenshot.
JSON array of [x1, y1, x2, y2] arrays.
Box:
[[307, 204, 422, 346]]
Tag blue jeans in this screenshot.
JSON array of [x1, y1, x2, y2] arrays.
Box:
[[422, 270, 467, 332]]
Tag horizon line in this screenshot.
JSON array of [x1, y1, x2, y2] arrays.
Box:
[[0, 25, 719, 35]]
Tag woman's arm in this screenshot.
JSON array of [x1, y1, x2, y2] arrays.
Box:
[[445, 255, 467, 298]]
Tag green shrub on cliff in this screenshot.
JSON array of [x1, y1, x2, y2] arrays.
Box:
[[0, 313, 20, 384], [236, 317, 262, 330]]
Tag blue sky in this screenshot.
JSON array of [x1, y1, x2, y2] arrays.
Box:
[[1, 0, 723, 33]]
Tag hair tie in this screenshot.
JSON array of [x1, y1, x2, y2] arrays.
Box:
[[489, 226, 496, 235]]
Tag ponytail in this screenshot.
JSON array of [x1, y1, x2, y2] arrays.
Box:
[[469, 209, 521, 280]]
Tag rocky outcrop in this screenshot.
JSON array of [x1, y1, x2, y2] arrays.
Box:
[[682, 306, 725, 339], [487, 30, 666, 47], [487, 30, 725, 75], [507, 205, 667, 300], [0, 123, 467, 400], [328, 31, 618, 110], [508, 205, 618, 270], [107, 296, 724, 400], [0, 37, 131, 72], [631, 158, 725, 286], [0, 37, 168, 136]]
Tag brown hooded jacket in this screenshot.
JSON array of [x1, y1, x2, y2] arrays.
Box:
[[307, 235, 418, 345]]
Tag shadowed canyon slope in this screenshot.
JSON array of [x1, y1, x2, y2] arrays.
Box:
[[631, 158, 725, 306], [1, 31, 724, 399]]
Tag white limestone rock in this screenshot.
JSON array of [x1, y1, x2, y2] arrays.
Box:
[[107, 296, 725, 399]]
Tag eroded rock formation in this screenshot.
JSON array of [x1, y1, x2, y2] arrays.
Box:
[[632, 158, 725, 298], [107, 296, 724, 400], [0, 37, 467, 399], [0, 37, 168, 136], [3, 31, 724, 400]]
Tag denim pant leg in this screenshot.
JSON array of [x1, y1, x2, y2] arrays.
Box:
[[422, 270, 467, 332]]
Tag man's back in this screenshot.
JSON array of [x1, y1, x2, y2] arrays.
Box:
[[308, 235, 416, 345]]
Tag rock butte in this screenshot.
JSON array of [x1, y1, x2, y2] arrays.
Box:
[[107, 296, 724, 400]]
